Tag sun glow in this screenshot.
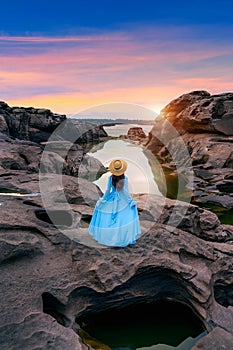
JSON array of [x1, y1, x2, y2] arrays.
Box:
[[149, 106, 162, 117]]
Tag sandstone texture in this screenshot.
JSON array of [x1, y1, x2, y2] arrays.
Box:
[[0, 173, 233, 349], [192, 327, 233, 349]]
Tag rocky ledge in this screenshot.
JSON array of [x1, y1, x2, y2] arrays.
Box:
[[0, 101, 108, 144], [0, 101, 66, 143]]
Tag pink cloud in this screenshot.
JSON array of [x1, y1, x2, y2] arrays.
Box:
[[1, 28, 233, 115]]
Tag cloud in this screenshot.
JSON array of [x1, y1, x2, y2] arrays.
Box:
[[0, 34, 129, 44], [1, 25, 233, 115]]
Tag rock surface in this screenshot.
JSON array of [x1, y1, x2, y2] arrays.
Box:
[[0, 135, 43, 172], [192, 327, 233, 349], [0, 136, 106, 181], [0, 172, 233, 349], [145, 91, 233, 213]]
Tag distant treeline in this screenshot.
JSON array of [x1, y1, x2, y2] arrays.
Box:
[[70, 118, 155, 125]]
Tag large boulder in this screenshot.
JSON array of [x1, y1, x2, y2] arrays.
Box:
[[40, 141, 107, 180], [155, 90, 233, 136], [127, 127, 147, 141], [145, 91, 233, 213]]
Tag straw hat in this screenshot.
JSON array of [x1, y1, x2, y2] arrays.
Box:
[[109, 159, 127, 176]]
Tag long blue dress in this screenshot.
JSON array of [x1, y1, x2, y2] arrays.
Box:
[[88, 176, 141, 247]]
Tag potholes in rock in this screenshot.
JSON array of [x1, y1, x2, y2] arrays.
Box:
[[41, 281, 206, 349], [35, 209, 73, 227], [216, 182, 233, 193], [23, 200, 42, 207], [75, 300, 206, 350], [79, 214, 92, 228], [214, 282, 233, 308], [42, 292, 68, 326], [195, 202, 233, 225]]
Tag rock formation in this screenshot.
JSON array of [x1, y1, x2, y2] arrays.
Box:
[[145, 91, 233, 217], [0, 134, 106, 181], [0, 171, 233, 349], [0, 101, 108, 179], [0, 97, 233, 349], [127, 126, 147, 141], [0, 101, 108, 144], [119, 126, 148, 144], [0, 101, 66, 143], [0, 134, 43, 173]]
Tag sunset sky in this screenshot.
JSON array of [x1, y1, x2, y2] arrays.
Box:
[[1, 0, 233, 118]]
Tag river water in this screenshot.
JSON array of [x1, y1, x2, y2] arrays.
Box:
[[87, 123, 163, 196], [85, 123, 206, 349], [78, 300, 206, 350]]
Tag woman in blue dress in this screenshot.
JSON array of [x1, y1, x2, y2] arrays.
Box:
[[88, 159, 141, 247]]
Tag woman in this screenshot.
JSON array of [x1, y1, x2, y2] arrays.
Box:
[[88, 159, 141, 247]]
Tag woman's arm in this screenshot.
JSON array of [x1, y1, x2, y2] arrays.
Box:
[[95, 176, 112, 209], [102, 175, 112, 200]]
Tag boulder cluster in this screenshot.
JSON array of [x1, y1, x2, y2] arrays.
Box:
[[0, 101, 108, 178]]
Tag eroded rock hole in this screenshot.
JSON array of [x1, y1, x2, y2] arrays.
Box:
[[35, 209, 73, 226], [42, 292, 68, 326], [0, 187, 24, 194], [23, 200, 42, 207], [214, 283, 233, 308], [76, 300, 205, 349], [79, 214, 92, 228]]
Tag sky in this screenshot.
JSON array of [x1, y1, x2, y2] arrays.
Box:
[[1, 0, 233, 118]]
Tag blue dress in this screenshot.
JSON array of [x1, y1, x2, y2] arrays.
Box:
[[88, 176, 141, 247]]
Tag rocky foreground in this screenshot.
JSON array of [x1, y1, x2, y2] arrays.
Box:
[[0, 96, 233, 349]]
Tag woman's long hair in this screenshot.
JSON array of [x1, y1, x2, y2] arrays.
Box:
[[112, 174, 125, 191]]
